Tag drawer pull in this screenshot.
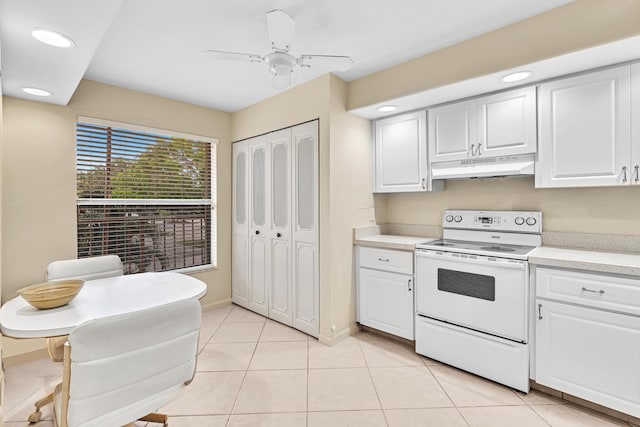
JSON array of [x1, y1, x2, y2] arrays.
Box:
[[408, 278, 412, 292], [377, 258, 390, 262], [581, 286, 604, 295]]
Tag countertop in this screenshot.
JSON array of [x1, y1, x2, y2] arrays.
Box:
[[354, 235, 434, 251], [529, 246, 640, 277], [353, 226, 640, 277]]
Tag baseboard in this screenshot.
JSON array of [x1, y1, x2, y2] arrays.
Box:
[[530, 381, 640, 425], [3, 348, 49, 368], [201, 299, 232, 311], [318, 323, 360, 346]]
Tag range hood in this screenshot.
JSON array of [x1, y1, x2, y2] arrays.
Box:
[[431, 154, 535, 180]]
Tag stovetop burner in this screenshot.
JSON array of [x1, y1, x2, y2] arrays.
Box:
[[417, 238, 536, 259], [480, 246, 516, 252]]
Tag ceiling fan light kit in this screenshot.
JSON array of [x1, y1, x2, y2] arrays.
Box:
[[203, 9, 353, 89]]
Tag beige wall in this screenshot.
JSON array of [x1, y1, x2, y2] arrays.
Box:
[[348, 0, 640, 110], [2, 80, 232, 356], [327, 75, 374, 335], [382, 177, 640, 236], [231, 74, 373, 341]]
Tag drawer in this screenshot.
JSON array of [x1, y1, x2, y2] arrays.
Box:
[[358, 246, 413, 274], [536, 267, 640, 316]]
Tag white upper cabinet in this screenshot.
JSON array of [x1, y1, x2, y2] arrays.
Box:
[[428, 100, 476, 163], [536, 65, 633, 188], [476, 86, 537, 157], [632, 62, 640, 185], [374, 110, 431, 193], [429, 86, 537, 163]]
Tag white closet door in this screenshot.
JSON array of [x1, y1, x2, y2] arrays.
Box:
[[291, 121, 319, 337], [269, 129, 293, 326], [249, 135, 270, 316], [232, 140, 249, 308]]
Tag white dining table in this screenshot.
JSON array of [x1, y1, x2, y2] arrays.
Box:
[[0, 272, 207, 339]]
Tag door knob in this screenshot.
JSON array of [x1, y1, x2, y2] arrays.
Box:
[[276, 232, 282, 238], [255, 230, 260, 235]]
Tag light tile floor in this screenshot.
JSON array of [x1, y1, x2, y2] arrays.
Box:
[[4, 304, 638, 427]]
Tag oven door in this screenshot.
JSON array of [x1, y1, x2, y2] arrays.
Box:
[[415, 249, 528, 342]]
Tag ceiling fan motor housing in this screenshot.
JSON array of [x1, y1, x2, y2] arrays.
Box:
[[264, 51, 295, 76]]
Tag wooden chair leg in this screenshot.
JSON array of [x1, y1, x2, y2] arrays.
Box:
[[27, 391, 54, 423], [138, 412, 168, 425]]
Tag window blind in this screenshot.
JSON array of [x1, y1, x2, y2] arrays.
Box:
[[76, 118, 217, 273]]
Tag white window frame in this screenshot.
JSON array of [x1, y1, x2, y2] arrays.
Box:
[[76, 116, 218, 272]]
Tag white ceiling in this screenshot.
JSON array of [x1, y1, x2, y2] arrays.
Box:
[[1, 0, 575, 112]]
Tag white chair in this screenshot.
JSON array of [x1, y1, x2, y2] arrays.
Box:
[[28, 255, 124, 423], [46, 255, 124, 282], [53, 298, 201, 427]]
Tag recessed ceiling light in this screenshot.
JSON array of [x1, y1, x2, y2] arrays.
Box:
[[501, 71, 532, 83], [22, 87, 52, 97], [377, 105, 398, 112], [31, 29, 75, 48]]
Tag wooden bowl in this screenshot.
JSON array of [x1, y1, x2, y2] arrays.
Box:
[[17, 280, 84, 309]]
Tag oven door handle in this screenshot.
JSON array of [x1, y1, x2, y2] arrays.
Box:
[[415, 250, 526, 270]]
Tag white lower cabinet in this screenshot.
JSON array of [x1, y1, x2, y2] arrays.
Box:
[[357, 246, 414, 340], [535, 267, 640, 418]]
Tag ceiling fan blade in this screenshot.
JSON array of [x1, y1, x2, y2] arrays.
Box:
[[266, 9, 295, 52], [298, 54, 354, 71], [202, 50, 263, 63]]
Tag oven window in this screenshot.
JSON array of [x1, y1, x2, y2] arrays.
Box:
[[437, 269, 495, 301]]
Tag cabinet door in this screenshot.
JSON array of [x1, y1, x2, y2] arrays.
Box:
[[374, 110, 429, 192], [232, 140, 249, 308], [428, 100, 476, 163], [248, 136, 270, 316], [631, 63, 640, 185], [477, 86, 537, 157], [536, 66, 631, 188], [358, 268, 414, 340], [291, 121, 319, 337], [269, 129, 293, 326], [536, 300, 640, 417]]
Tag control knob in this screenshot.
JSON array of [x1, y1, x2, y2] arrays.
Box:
[[526, 217, 537, 226], [445, 215, 454, 222], [514, 217, 525, 226], [454, 215, 462, 223]]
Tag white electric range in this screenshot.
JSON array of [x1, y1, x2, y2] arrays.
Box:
[[414, 210, 542, 392]]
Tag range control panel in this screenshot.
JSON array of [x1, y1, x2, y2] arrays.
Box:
[[442, 210, 542, 233]]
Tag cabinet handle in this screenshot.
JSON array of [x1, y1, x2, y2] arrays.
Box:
[[377, 258, 390, 262], [581, 286, 605, 295], [408, 278, 412, 292], [538, 303, 543, 320], [421, 178, 426, 190], [622, 166, 628, 183], [635, 165, 639, 183], [470, 144, 475, 157], [475, 143, 482, 156]]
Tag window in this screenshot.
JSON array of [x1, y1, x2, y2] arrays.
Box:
[[76, 117, 217, 274]]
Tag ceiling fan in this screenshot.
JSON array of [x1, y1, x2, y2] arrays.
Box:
[[203, 9, 353, 89]]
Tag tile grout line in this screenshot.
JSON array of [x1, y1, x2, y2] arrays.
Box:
[[306, 336, 310, 427], [355, 333, 391, 427], [425, 364, 471, 427], [227, 306, 267, 420]]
